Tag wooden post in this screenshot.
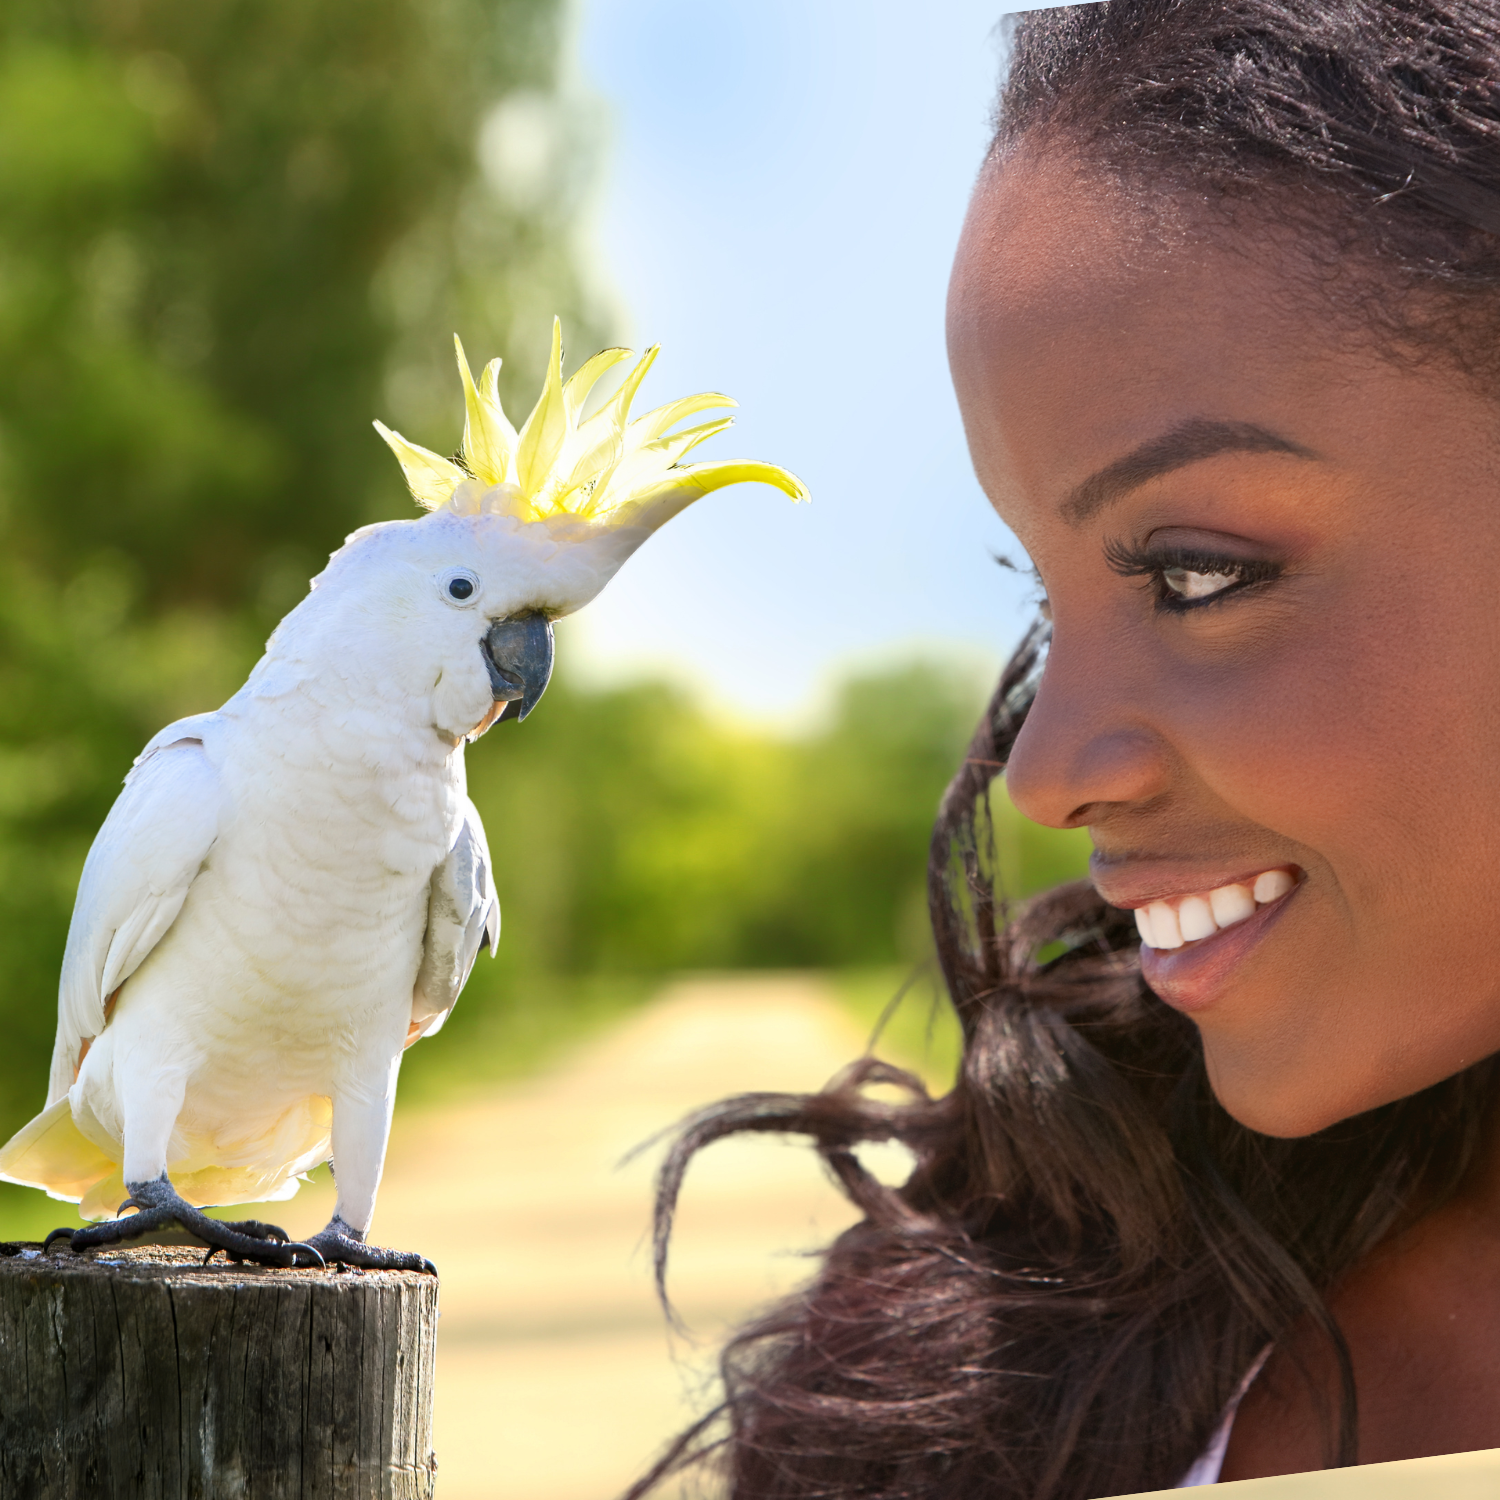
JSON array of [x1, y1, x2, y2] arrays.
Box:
[[0, 1241, 438, 1499]]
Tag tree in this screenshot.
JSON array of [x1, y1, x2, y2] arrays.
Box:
[[0, 0, 609, 609]]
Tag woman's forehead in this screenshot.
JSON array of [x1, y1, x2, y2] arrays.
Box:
[[951, 165, 1237, 501], [948, 150, 1171, 326], [946, 152, 1497, 535]]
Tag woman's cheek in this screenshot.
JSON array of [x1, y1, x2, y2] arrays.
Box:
[[1164, 606, 1401, 834]]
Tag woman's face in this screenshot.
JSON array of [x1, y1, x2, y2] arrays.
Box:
[[948, 151, 1500, 1137]]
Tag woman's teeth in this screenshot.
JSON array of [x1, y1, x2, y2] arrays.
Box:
[[1134, 869, 1295, 950]]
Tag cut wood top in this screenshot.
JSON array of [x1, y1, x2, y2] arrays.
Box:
[[0, 1242, 435, 1290]]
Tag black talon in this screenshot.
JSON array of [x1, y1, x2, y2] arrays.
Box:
[[42, 1173, 319, 1270], [221, 1219, 290, 1243], [300, 1215, 435, 1274]]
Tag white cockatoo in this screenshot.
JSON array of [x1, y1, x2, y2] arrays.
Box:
[[0, 323, 806, 1269]]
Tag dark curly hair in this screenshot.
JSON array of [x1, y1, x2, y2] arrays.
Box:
[[625, 5, 1500, 1496]]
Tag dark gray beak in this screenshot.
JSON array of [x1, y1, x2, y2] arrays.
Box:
[[481, 613, 555, 723]]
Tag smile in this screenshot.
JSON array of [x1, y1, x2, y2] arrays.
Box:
[[1116, 866, 1304, 1014], [1133, 868, 1297, 950]]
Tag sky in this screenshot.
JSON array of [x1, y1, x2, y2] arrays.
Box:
[[565, 2, 1045, 723]]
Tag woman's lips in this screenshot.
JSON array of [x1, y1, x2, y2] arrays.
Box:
[[1127, 868, 1302, 1012]]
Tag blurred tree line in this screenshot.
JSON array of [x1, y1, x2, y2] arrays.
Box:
[[401, 657, 1092, 1102], [0, 0, 1089, 1151]]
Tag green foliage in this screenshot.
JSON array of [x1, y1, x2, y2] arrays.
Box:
[[991, 776, 1095, 899], [0, 0, 608, 614], [396, 654, 989, 1098], [466, 655, 986, 974]]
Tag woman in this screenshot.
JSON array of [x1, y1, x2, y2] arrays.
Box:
[[633, 2, 1500, 1492]]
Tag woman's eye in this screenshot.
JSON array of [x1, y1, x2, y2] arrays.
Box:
[[1160, 564, 1240, 602], [1102, 538, 1282, 613]]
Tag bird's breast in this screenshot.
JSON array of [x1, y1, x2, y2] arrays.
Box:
[[178, 706, 468, 1003]]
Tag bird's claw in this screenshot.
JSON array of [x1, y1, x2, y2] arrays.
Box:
[[302, 1217, 435, 1274], [202, 1227, 323, 1268], [44, 1173, 324, 1270], [198, 1218, 292, 1261]]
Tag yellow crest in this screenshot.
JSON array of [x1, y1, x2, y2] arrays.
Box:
[[375, 320, 808, 527]]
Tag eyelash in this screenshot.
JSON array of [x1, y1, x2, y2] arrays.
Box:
[[1102, 538, 1283, 613]]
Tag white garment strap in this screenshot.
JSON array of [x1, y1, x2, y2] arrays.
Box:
[[1177, 1346, 1274, 1487]]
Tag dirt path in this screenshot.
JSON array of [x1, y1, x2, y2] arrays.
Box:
[[377, 973, 871, 1500]]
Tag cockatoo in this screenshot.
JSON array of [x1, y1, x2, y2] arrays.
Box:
[[0, 323, 806, 1269]]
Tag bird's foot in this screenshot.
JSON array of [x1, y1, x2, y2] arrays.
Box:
[[302, 1215, 435, 1274], [43, 1173, 325, 1269]]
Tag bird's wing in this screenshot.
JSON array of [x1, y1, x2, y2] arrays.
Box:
[[48, 728, 223, 1105], [410, 796, 499, 1043]]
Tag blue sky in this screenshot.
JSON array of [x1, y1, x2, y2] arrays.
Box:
[[566, 2, 1042, 722]]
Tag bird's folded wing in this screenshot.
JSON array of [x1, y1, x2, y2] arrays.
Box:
[[47, 733, 223, 1105], [410, 796, 499, 1041]]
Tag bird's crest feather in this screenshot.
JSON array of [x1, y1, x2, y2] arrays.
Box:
[[373, 319, 809, 528]]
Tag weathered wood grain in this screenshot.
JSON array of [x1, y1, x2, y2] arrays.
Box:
[[0, 1242, 438, 1500]]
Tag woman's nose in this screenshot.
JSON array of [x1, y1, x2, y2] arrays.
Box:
[[1003, 646, 1174, 829]]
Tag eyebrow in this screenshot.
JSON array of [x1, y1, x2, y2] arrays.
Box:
[[1060, 418, 1317, 526]]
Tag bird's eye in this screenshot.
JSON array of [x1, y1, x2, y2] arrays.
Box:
[[437, 569, 481, 607]]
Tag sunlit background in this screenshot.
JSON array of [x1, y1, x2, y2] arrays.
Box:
[[0, 3, 1086, 1497]]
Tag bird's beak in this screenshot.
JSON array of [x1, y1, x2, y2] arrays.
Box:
[[482, 613, 555, 723]]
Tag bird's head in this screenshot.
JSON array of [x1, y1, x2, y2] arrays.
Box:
[[290, 322, 806, 743]]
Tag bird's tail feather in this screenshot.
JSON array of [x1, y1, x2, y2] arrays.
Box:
[[0, 1098, 118, 1205], [0, 1100, 314, 1220]]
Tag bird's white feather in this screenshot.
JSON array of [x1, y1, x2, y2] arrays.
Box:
[[411, 797, 499, 1041], [48, 733, 221, 1107]]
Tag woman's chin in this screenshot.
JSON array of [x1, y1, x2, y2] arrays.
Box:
[[1204, 1076, 1351, 1139], [1201, 1040, 1410, 1140]]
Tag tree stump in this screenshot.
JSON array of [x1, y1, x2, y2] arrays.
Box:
[[0, 1241, 438, 1500]]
